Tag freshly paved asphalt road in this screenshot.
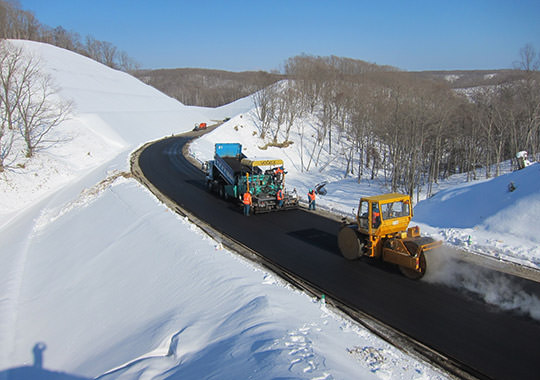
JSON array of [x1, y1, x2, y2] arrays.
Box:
[[139, 135, 540, 380]]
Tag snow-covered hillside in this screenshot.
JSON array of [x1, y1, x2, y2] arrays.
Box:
[[0, 40, 211, 222], [415, 162, 540, 267], [0, 41, 450, 379]]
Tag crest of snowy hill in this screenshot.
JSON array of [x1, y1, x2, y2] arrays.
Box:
[[0, 40, 232, 220], [12, 41, 212, 144], [414, 163, 540, 267]]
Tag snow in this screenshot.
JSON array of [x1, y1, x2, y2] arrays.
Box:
[[0, 41, 450, 379], [3, 39, 540, 379], [413, 163, 540, 265], [444, 74, 460, 82]]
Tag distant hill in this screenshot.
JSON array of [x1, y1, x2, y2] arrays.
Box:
[[134, 65, 527, 108], [133, 68, 283, 107]]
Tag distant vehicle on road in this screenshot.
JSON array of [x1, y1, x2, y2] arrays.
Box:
[[193, 122, 207, 131]]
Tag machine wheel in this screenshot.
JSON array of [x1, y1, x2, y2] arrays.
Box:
[[399, 251, 426, 280], [338, 225, 364, 260]]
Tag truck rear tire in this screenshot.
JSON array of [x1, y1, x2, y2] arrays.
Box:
[[338, 225, 364, 260]]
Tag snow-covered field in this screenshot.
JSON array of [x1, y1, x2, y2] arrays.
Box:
[[1, 40, 539, 379]]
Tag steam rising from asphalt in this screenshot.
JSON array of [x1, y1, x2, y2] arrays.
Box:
[[423, 247, 540, 320]]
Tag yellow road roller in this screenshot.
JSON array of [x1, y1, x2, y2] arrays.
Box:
[[338, 193, 441, 279]]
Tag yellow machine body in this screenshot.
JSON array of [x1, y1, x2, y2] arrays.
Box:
[[338, 193, 441, 279]]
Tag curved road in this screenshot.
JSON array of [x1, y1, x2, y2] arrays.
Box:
[[138, 135, 540, 380]]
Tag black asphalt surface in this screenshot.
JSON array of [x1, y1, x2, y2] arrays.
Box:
[[139, 135, 540, 380]]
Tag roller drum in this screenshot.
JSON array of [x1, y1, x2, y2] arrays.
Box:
[[338, 225, 364, 260]]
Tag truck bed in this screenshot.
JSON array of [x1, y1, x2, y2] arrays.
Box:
[[223, 157, 248, 174]]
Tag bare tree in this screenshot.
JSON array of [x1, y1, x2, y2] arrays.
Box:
[[118, 51, 139, 72], [282, 83, 303, 142], [83, 36, 102, 62], [515, 44, 539, 72], [0, 42, 72, 160], [16, 65, 72, 158], [0, 40, 25, 171], [252, 84, 275, 139], [100, 41, 118, 68]]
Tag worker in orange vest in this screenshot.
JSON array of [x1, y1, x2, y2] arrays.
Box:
[[274, 166, 284, 183], [276, 187, 284, 208], [308, 189, 316, 210], [243, 190, 252, 216]]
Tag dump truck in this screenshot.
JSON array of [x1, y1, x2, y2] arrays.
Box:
[[205, 143, 298, 213], [337, 193, 441, 279]]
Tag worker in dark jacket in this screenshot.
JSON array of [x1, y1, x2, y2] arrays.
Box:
[[308, 189, 316, 210], [243, 190, 252, 216], [372, 204, 381, 228]]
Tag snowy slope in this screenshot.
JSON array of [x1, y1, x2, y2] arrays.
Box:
[[414, 162, 540, 267], [0, 41, 447, 379], [0, 39, 208, 223]]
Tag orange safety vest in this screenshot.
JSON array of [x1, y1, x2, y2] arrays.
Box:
[[275, 167, 284, 175], [308, 191, 316, 201], [276, 189, 283, 200], [243, 192, 252, 205]]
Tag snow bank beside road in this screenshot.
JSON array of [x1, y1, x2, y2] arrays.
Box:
[[414, 163, 540, 268]]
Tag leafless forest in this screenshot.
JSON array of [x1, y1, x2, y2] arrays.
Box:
[[253, 54, 540, 199]]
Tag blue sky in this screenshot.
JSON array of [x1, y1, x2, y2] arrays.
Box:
[[18, 0, 540, 72]]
